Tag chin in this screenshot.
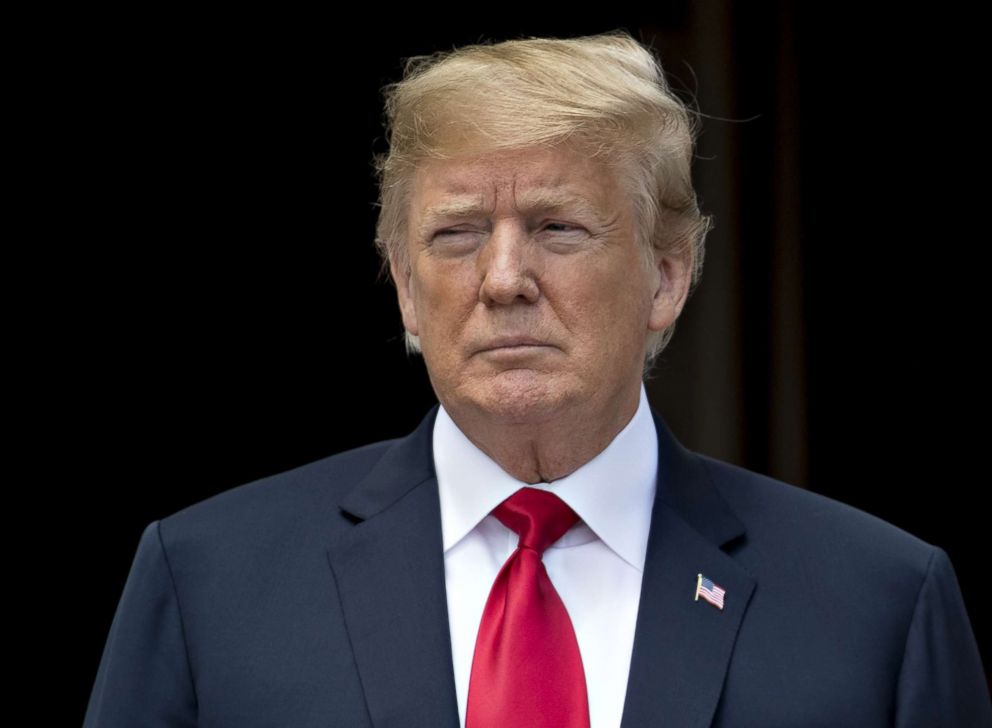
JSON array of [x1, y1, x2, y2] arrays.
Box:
[[463, 370, 579, 425]]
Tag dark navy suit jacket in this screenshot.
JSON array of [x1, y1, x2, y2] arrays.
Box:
[[85, 404, 991, 727]]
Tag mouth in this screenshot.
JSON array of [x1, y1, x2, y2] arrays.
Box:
[[477, 337, 552, 353]]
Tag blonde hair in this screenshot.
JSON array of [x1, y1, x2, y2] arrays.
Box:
[[372, 30, 713, 374]]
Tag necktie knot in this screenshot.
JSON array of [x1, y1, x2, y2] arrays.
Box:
[[492, 486, 580, 555]]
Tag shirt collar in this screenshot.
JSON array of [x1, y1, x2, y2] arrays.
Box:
[[434, 382, 659, 571]]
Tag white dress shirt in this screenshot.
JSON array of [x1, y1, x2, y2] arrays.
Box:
[[434, 382, 659, 728]]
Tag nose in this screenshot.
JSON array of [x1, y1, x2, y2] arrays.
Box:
[[478, 220, 540, 306]]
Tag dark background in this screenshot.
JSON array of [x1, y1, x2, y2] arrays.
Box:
[[67, 5, 989, 718]]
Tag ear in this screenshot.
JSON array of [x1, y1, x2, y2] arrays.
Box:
[[647, 250, 692, 332], [389, 251, 420, 337]]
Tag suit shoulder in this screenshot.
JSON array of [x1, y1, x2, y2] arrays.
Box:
[[693, 452, 937, 574], [154, 436, 401, 548]]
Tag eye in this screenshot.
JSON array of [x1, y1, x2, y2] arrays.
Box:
[[543, 222, 578, 233], [539, 222, 588, 242], [428, 228, 483, 257], [434, 228, 480, 241]]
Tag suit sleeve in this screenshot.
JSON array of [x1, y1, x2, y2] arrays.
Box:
[[894, 545, 991, 727], [84, 520, 198, 727]]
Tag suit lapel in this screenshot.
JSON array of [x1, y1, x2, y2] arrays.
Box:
[[325, 405, 460, 728], [619, 409, 757, 728]]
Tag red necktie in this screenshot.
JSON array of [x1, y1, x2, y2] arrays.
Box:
[[466, 486, 592, 728]]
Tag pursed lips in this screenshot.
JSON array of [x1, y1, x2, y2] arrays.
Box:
[[477, 336, 553, 352]]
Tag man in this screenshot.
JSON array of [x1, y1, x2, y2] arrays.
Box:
[[85, 31, 990, 727]]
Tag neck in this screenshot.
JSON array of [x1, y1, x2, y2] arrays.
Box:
[[443, 382, 642, 483]]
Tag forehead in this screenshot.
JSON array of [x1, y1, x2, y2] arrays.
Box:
[[408, 145, 624, 226]]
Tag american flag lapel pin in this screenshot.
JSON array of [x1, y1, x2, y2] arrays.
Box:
[[695, 573, 726, 610]]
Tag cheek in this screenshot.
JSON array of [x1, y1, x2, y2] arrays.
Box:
[[556, 258, 646, 315], [559, 275, 652, 352], [415, 264, 478, 331]]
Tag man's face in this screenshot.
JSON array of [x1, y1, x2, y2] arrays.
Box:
[[391, 144, 689, 425]]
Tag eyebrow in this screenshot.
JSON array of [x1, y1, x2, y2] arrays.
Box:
[[417, 188, 609, 239]]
